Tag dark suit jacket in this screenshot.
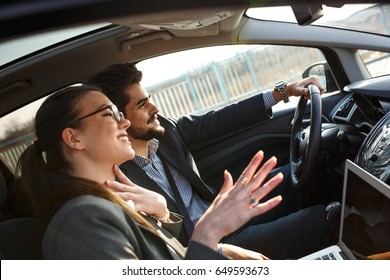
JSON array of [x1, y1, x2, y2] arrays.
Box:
[[120, 93, 272, 244], [42, 195, 226, 260]]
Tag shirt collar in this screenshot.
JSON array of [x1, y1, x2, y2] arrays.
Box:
[[132, 138, 160, 167]]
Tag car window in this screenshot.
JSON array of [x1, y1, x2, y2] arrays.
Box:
[[0, 98, 45, 173], [247, 4, 390, 38], [137, 45, 326, 118], [358, 50, 390, 77]]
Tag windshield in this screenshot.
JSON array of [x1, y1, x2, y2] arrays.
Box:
[[247, 3, 390, 37]]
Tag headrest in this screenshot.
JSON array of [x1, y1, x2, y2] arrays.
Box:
[[0, 169, 7, 207]]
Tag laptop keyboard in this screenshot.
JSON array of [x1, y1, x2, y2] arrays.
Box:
[[315, 252, 337, 260]]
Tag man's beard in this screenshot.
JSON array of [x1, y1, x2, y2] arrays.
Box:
[[128, 125, 165, 141]]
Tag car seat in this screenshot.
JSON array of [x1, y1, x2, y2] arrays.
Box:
[[0, 167, 45, 259], [0, 164, 7, 221]]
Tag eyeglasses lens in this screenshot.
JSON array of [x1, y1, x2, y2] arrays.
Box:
[[111, 105, 123, 123]]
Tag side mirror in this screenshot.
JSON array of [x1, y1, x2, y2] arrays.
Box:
[[302, 62, 339, 93]]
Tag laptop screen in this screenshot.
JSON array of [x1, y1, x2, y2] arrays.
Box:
[[341, 160, 390, 260]]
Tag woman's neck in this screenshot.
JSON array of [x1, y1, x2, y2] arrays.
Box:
[[70, 158, 116, 185]]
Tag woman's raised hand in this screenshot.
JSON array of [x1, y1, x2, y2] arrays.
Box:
[[191, 150, 283, 250]]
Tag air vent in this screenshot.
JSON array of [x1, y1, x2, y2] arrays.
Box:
[[335, 97, 355, 119]]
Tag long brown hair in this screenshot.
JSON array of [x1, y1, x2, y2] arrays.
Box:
[[16, 85, 154, 230]]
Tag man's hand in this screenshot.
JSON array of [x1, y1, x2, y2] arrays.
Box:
[[287, 76, 325, 100]]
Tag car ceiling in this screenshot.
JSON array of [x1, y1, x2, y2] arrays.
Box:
[[0, 0, 380, 41], [0, 0, 385, 116]]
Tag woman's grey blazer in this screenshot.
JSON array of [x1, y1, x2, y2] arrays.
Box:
[[42, 195, 226, 260]]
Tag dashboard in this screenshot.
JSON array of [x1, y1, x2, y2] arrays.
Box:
[[331, 74, 390, 184]]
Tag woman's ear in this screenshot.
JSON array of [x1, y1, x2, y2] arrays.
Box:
[[61, 128, 85, 150]]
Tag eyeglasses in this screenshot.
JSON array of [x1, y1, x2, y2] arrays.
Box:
[[71, 104, 124, 125]]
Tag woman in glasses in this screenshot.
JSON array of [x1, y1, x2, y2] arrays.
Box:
[[16, 85, 282, 259]]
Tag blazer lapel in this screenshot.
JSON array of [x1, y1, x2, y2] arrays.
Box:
[[158, 144, 216, 202]]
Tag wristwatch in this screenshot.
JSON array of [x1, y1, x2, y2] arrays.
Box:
[[274, 80, 289, 103]]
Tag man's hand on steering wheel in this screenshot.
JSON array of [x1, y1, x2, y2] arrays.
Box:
[[271, 76, 324, 103], [288, 76, 325, 100]]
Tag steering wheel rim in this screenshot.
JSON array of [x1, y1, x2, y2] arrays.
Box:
[[290, 84, 322, 190]]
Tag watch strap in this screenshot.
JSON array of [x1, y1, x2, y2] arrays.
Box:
[[274, 81, 290, 103], [280, 88, 290, 103]]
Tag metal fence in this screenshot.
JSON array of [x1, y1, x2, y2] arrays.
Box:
[[146, 46, 323, 117], [0, 132, 35, 172]]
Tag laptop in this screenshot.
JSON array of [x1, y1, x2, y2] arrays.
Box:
[[301, 159, 390, 260]]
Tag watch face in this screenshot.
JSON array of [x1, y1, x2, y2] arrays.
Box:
[[275, 80, 287, 90]]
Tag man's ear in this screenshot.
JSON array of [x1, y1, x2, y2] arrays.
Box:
[[61, 128, 85, 150]]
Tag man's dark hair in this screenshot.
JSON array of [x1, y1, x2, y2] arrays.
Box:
[[86, 63, 143, 114]]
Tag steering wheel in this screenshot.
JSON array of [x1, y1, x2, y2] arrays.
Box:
[[290, 84, 322, 190], [355, 110, 390, 183]]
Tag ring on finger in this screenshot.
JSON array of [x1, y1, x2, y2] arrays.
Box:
[[238, 174, 249, 187]]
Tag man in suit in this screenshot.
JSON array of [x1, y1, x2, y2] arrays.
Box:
[[86, 63, 335, 259]]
